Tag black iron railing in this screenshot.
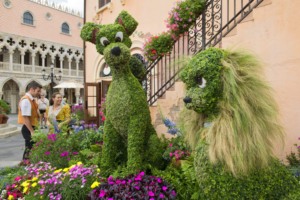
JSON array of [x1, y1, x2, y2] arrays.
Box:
[[145, 0, 264, 105]]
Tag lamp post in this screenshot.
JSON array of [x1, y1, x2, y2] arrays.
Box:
[[42, 63, 62, 96]]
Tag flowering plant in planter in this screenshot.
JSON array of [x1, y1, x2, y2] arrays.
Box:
[[163, 136, 191, 162], [166, 0, 206, 38], [144, 32, 175, 62]]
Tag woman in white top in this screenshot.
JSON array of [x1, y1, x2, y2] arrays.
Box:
[[37, 93, 49, 129]]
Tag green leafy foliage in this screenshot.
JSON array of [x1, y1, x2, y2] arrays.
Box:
[[0, 99, 11, 114], [129, 55, 146, 83], [194, 141, 300, 200], [286, 143, 300, 167], [30, 126, 103, 168], [152, 156, 200, 200], [0, 166, 26, 190]]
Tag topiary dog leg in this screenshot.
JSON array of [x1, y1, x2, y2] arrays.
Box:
[[101, 119, 123, 176], [127, 117, 147, 173]]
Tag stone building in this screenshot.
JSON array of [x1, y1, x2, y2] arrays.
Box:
[[0, 0, 84, 113]]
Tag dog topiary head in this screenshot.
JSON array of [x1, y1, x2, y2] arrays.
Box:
[[180, 47, 284, 175], [81, 11, 138, 74], [180, 48, 224, 118]]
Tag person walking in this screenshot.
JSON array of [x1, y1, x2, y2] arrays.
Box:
[[37, 92, 49, 129], [18, 81, 42, 160]]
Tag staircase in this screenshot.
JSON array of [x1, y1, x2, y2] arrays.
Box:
[[0, 123, 20, 138], [148, 0, 273, 134]]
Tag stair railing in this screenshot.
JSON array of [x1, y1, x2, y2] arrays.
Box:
[[145, 0, 264, 105]]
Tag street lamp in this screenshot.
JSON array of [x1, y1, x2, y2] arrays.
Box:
[[42, 63, 62, 96]]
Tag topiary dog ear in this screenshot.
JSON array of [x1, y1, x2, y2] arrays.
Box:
[[80, 22, 102, 44], [115, 10, 138, 36]]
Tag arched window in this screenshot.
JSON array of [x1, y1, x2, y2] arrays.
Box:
[[23, 12, 33, 25], [61, 23, 70, 34]]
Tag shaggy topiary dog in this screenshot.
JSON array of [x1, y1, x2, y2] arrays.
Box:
[[178, 48, 300, 199], [81, 11, 162, 176], [180, 47, 284, 175]]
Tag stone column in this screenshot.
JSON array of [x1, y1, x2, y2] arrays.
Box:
[[42, 55, 46, 67], [68, 59, 71, 76], [9, 50, 13, 71], [20, 51, 25, 72], [75, 88, 80, 104], [60, 58, 63, 77], [31, 53, 36, 73], [76, 60, 79, 77]]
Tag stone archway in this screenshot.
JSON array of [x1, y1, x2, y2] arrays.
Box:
[[3, 79, 20, 114]]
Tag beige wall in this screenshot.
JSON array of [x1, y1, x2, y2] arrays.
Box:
[[1, 0, 83, 47], [222, 0, 300, 158]]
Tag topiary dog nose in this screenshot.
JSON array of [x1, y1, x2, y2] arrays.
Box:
[[111, 46, 121, 56], [183, 96, 192, 104]]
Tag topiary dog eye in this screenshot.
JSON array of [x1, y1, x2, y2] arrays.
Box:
[[195, 76, 207, 88], [100, 37, 110, 46], [115, 32, 123, 42]]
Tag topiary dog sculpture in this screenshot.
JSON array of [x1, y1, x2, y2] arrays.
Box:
[[179, 47, 299, 199], [180, 47, 284, 175], [81, 11, 161, 176]]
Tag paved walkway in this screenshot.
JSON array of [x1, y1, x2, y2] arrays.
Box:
[[0, 114, 48, 168], [0, 114, 23, 168]]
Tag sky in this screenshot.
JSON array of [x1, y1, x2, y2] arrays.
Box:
[[49, 0, 84, 14]]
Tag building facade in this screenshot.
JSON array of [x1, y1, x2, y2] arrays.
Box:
[[0, 0, 84, 113], [83, 0, 300, 159]]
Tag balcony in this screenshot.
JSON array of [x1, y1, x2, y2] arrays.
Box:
[[0, 62, 83, 77]]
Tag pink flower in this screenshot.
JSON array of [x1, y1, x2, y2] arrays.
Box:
[[148, 191, 155, 197], [99, 190, 106, 198]]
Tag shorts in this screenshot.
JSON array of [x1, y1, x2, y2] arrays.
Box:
[[39, 109, 46, 114]]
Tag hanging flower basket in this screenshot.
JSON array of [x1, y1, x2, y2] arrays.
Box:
[[144, 32, 175, 61]]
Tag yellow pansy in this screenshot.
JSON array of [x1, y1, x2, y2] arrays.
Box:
[[32, 177, 38, 182], [54, 169, 62, 173], [23, 186, 28, 193], [31, 182, 37, 187], [63, 167, 70, 172], [21, 181, 30, 187], [8, 195, 14, 200], [91, 181, 100, 189], [77, 161, 83, 165], [97, 168, 100, 172]]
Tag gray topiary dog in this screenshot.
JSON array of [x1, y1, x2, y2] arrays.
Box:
[[81, 11, 163, 176]]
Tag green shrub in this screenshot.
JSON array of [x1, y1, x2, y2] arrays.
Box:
[[0, 166, 26, 189], [152, 156, 201, 200], [0, 99, 11, 114], [129, 55, 146, 83], [194, 142, 300, 200], [286, 140, 300, 167]]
